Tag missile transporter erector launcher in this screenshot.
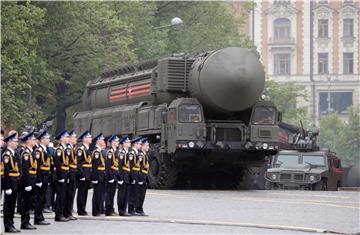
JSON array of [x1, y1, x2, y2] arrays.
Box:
[[73, 47, 281, 189]]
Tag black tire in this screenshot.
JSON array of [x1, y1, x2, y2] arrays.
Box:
[[264, 180, 273, 190], [236, 167, 259, 190], [148, 145, 178, 189], [313, 179, 328, 191]]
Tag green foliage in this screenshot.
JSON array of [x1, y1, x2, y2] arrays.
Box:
[[265, 80, 309, 126], [1, 2, 52, 129], [318, 106, 360, 166]]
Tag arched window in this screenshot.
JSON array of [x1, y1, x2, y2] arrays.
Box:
[[274, 18, 291, 41]]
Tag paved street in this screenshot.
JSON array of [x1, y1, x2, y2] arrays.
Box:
[[2, 189, 359, 234]]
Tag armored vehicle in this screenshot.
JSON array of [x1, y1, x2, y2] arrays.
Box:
[[73, 47, 281, 189], [265, 124, 343, 191]]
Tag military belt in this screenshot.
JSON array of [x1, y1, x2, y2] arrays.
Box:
[[40, 166, 50, 171], [29, 170, 37, 175], [111, 166, 119, 171], [9, 172, 20, 177], [132, 167, 140, 171], [61, 166, 69, 171], [69, 164, 77, 169], [97, 166, 105, 171], [82, 163, 92, 168], [122, 166, 130, 172]]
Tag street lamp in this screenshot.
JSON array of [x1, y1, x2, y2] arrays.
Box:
[[327, 75, 331, 114], [153, 17, 183, 30]]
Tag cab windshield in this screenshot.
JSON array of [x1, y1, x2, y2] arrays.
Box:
[[302, 155, 326, 167], [252, 107, 276, 125], [178, 105, 202, 123], [274, 154, 300, 167]]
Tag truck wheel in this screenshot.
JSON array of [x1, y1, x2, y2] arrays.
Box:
[[313, 179, 328, 191], [265, 181, 273, 190], [237, 167, 259, 190], [148, 146, 178, 189]]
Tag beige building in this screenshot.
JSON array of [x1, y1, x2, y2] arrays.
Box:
[[236, 0, 360, 125]]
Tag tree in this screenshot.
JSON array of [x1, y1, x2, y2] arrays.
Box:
[[264, 80, 309, 126], [1, 2, 52, 129], [318, 106, 360, 166]]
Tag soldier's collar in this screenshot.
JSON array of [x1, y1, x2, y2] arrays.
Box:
[[83, 143, 89, 150], [133, 148, 138, 154], [95, 145, 102, 150], [7, 147, 15, 156], [40, 144, 47, 152]]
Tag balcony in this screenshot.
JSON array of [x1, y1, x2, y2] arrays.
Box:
[[269, 37, 296, 45]]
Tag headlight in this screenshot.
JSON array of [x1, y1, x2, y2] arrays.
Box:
[[188, 142, 195, 148], [271, 174, 277, 180], [262, 143, 268, 149], [309, 175, 315, 181]]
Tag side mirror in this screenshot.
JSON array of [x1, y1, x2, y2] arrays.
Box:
[[278, 112, 283, 122], [161, 111, 167, 124]]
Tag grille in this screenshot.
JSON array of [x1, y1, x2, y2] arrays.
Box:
[[294, 174, 304, 182], [259, 130, 271, 138], [158, 58, 195, 92], [280, 173, 291, 181]]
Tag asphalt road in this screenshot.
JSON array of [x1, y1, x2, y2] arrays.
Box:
[[2, 189, 359, 234]]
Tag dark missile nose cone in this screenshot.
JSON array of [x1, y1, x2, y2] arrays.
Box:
[[189, 47, 265, 112]]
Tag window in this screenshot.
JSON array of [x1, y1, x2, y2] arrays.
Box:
[[318, 53, 328, 74], [318, 19, 328, 38], [274, 154, 300, 168], [343, 53, 353, 74], [252, 107, 276, 125], [274, 54, 291, 75], [343, 19, 354, 37], [319, 92, 353, 115], [302, 155, 326, 167], [274, 18, 291, 41], [178, 105, 202, 123]]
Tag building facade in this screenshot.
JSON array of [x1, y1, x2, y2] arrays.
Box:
[[246, 0, 360, 125]]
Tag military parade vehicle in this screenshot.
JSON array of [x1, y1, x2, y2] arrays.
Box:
[[73, 47, 281, 189], [265, 123, 343, 191]]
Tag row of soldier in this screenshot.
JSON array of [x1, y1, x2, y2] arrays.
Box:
[[1, 129, 150, 233]]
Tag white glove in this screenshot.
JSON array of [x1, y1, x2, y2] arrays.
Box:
[[131, 180, 136, 184], [25, 186, 32, 191], [118, 180, 124, 185], [138, 181, 144, 185], [79, 177, 86, 181], [5, 189, 12, 195], [91, 180, 98, 184], [35, 182, 43, 188], [67, 179, 70, 184], [108, 179, 114, 183], [58, 179, 65, 183]]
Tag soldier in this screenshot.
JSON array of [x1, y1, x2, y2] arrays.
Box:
[[19, 132, 37, 230], [15, 131, 27, 214], [44, 141, 56, 213], [136, 138, 150, 216], [33, 130, 52, 225], [54, 130, 71, 222], [1, 130, 4, 197], [104, 135, 119, 216], [76, 130, 92, 216], [127, 136, 142, 215], [64, 130, 78, 220], [2, 133, 21, 232], [91, 133, 106, 216], [117, 136, 131, 216]]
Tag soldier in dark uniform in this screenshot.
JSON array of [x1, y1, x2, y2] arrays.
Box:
[[44, 141, 56, 213], [117, 136, 131, 216], [19, 132, 37, 230], [64, 130, 78, 220], [2, 133, 21, 233], [33, 130, 52, 225], [76, 130, 92, 216], [127, 136, 142, 215], [15, 131, 27, 214], [136, 138, 150, 216], [91, 133, 106, 216], [54, 130, 71, 222], [104, 135, 119, 216], [0, 130, 5, 197]]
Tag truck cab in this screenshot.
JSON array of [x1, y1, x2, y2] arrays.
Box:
[[265, 149, 343, 190]]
